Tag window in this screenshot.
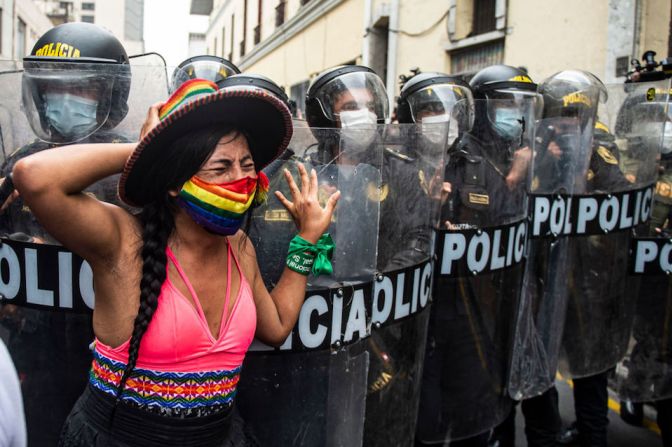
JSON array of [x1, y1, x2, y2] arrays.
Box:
[[15, 18, 26, 59], [82, 2, 95, 10], [275, 1, 285, 27], [254, 0, 262, 44], [615, 56, 630, 78], [221, 26, 226, 58], [230, 14, 234, 59], [472, 0, 496, 35], [241, 0, 247, 56], [450, 40, 503, 75], [188, 33, 206, 56], [81, 15, 94, 23], [289, 80, 309, 119]]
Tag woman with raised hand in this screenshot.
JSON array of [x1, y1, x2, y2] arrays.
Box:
[[12, 78, 340, 446]]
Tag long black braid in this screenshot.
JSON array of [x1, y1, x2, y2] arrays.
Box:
[[114, 197, 174, 402], [113, 124, 240, 403]]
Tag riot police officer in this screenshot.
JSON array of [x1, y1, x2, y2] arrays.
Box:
[[3, 22, 132, 228], [0, 22, 132, 445], [305, 65, 443, 445], [170, 54, 240, 92], [416, 65, 539, 446], [557, 78, 640, 447], [612, 84, 672, 446], [499, 70, 607, 447], [236, 67, 388, 446]]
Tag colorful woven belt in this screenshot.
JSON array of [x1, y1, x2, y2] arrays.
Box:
[[89, 349, 240, 416]]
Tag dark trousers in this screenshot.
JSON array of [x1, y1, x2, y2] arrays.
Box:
[[522, 386, 561, 446], [658, 398, 672, 447], [573, 371, 609, 447], [491, 387, 561, 447]]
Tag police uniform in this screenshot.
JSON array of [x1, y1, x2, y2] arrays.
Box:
[[563, 141, 630, 447], [0, 22, 132, 445], [416, 130, 522, 445]]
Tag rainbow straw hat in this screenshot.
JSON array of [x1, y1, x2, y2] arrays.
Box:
[[119, 78, 292, 206]]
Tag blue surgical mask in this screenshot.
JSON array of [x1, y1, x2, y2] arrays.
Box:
[[493, 108, 523, 140], [44, 93, 99, 138]]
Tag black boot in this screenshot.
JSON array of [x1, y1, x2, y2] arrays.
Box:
[[620, 400, 644, 427], [556, 422, 578, 445]]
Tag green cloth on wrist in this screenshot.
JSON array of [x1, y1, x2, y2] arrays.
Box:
[[286, 233, 335, 276]]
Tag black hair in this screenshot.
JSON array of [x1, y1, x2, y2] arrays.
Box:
[[114, 124, 246, 403]]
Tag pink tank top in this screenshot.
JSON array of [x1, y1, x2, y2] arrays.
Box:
[[89, 243, 257, 412]]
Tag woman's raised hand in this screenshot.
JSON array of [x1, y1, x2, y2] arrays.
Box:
[[139, 102, 163, 142], [275, 163, 340, 244]]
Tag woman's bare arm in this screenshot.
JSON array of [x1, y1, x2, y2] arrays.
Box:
[[244, 163, 339, 346], [12, 143, 136, 266]]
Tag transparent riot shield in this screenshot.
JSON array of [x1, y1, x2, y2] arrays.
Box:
[[508, 118, 588, 400], [0, 59, 171, 446], [239, 125, 382, 446], [614, 79, 672, 402], [558, 81, 662, 380], [415, 97, 537, 443], [362, 122, 447, 446]]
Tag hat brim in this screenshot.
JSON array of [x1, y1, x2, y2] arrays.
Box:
[[119, 88, 292, 206]]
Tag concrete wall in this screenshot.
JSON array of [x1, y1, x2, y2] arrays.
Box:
[[639, 0, 671, 59], [244, 0, 364, 89], [202, 0, 672, 96], [2, 0, 53, 59], [504, 0, 609, 83], [394, 0, 450, 90]]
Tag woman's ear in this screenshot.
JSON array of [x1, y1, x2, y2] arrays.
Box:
[[168, 188, 179, 198]]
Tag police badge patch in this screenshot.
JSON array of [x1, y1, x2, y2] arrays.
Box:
[[367, 182, 389, 202], [597, 146, 618, 165]]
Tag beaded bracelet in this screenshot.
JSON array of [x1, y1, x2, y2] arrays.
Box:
[[286, 233, 335, 276]]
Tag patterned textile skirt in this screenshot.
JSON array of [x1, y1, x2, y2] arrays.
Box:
[[58, 384, 258, 447]]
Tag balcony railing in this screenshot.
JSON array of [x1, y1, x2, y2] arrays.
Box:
[[300, 0, 311, 5], [239, 40, 246, 57], [253, 25, 261, 45], [275, 1, 286, 27]]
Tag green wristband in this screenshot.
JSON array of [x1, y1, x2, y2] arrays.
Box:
[[286, 233, 335, 276], [286, 250, 315, 276]]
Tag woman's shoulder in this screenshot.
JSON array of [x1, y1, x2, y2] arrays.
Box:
[[229, 231, 259, 282]]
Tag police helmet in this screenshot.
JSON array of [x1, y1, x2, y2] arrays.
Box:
[[469, 65, 541, 142], [538, 70, 606, 130], [305, 65, 389, 128], [171, 55, 240, 92], [397, 72, 474, 130], [21, 22, 131, 144], [217, 73, 289, 107], [615, 84, 672, 156]]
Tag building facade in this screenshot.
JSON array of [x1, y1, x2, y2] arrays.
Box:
[[192, 0, 672, 112], [35, 0, 145, 55], [0, 0, 53, 59]]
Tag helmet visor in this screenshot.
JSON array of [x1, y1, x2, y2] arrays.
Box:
[[314, 71, 389, 123], [408, 84, 473, 122], [21, 63, 116, 143], [485, 88, 542, 133], [171, 60, 239, 92]]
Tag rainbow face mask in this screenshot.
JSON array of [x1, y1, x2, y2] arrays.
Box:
[[177, 172, 269, 236]]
